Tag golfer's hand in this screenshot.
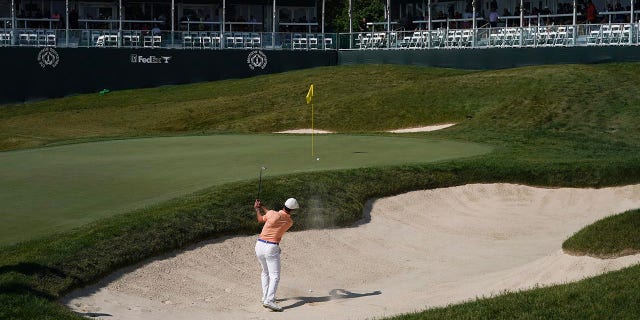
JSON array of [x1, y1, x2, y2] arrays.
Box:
[[254, 199, 262, 210]]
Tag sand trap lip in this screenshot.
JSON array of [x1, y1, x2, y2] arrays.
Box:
[[62, 183, 640, 320], [387, 123, 456, 133]]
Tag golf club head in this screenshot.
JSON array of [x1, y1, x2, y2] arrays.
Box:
[[258, 167, 267, 200]]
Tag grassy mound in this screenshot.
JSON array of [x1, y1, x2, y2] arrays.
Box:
[[563, 209, 640, 258], [2, 63, 640, 153], [1, 63, 640, 319]]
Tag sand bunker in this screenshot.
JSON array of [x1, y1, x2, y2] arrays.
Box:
[[275, 124, 456, 134], [275, 129, 335, 134], [387, 123, 456, 133], [63, 184, 640, 320]]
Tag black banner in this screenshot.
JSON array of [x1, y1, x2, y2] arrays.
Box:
[[339, 46, 640, 70], [0, 47, 337, 104]]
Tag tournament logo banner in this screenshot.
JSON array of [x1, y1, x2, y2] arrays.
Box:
[[37, 47, 60, 68], [247, 50, 268, 70]]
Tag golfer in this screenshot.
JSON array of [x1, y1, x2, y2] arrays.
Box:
[[254, 197, 299, 312]]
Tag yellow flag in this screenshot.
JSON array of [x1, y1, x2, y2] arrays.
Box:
[[306, 84, 314, 105]]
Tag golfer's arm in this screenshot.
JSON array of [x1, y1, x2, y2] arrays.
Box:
[[255, 207, 269, 223]]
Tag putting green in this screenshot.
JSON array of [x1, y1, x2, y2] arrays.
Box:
[[0, 134, 491, 246]]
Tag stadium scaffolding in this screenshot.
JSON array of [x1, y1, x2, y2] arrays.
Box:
[[0, 0, 639, 50]]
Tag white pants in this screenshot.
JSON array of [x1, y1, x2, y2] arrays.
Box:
[[255, 240, 281, 304]]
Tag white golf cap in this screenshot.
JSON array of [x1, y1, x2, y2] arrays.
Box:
[[284, 198, 299, 210]]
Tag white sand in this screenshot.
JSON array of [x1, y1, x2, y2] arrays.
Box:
[[275, 124, 457, 134], [387, 123, 456, 133], [275, 129, 335, 134], [62, 183, 640, 320]]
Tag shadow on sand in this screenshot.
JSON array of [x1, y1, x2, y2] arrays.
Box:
[[279, 288, 382, 310], [77, 312, 112, 318]]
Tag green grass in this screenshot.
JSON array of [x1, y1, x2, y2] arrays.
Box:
[[563, 209, 640, 258], [3, 63, 640, 154], [388, 261, 640, 320], [2, 63, 640, 319], [0, 134, 489, 246]]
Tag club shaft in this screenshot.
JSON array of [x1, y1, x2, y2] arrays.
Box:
[[257, 171, 263, 199]]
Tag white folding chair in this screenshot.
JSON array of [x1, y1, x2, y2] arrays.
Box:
[[107, 34, 118, 46], [554, 27, 567, 46], [153, 35, 162, 47], [46, 31, 56, 46], [243, 32, 252, 48], [211, 33, 221, 48], [306, 34, 317, 49], [251, 33, 261, 48], [123, 33, 132, 47], [183, 32, 193, 48], [36, 30, 47, 46], [299, 34, 308, 49], [224, 33, 235, 48], [293, 33, 303, 49], [202, 34, 212, 48], [143, 35, 153, 47], [131, 33, 141, 47], [0, 33, 9, 46], [610, 24, 623, 44], [96, 35, 106, 47], [234, 33, 244, 48], [193, 33, 203, 48], [19, 33, 29, 45], [28, 31, 38, 46]]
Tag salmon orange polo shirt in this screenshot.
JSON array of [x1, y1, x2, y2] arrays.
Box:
[[259, 210, 293, 243]]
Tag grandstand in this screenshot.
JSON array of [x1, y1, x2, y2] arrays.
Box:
[[0, 0, 335, 50], [0, 0, 639, 50], [2, 0, 640, 104]]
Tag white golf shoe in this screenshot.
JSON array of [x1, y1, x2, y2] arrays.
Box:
[[263, 301, 283, 312]]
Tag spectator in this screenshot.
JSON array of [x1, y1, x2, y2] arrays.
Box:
[[52, 12, 61, 29], [463, 4, 473, 28], [586, 0, 597, 23], [141, 23, 150, 35], [614, 1, 625, 23], [503, 8, 513, 26], [541, 6, 552, 25], [179, 15, 188, 31], [151, 24, 161, 35], [358, 17, 367, 32], [69, 9, 78, 29], [489, 8, 499, 27]]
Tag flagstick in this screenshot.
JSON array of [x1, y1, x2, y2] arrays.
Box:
[[311, 102, 314, 157]]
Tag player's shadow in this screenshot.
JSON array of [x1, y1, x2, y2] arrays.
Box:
[[76, 313, 112, 318], [279, 288, 381, 310]]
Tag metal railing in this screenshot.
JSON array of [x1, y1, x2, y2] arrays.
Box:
[[0, 23, 639, 50], [337, 22, 640, 49], [0, 29, 338, 50]]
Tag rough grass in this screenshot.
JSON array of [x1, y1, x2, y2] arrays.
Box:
[[2, 63, 640, 152], [1, 63, 640, 319], [563, 209, 640, 258]]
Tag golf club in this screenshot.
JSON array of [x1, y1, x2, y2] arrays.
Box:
[[257, 166, 267, 199]]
